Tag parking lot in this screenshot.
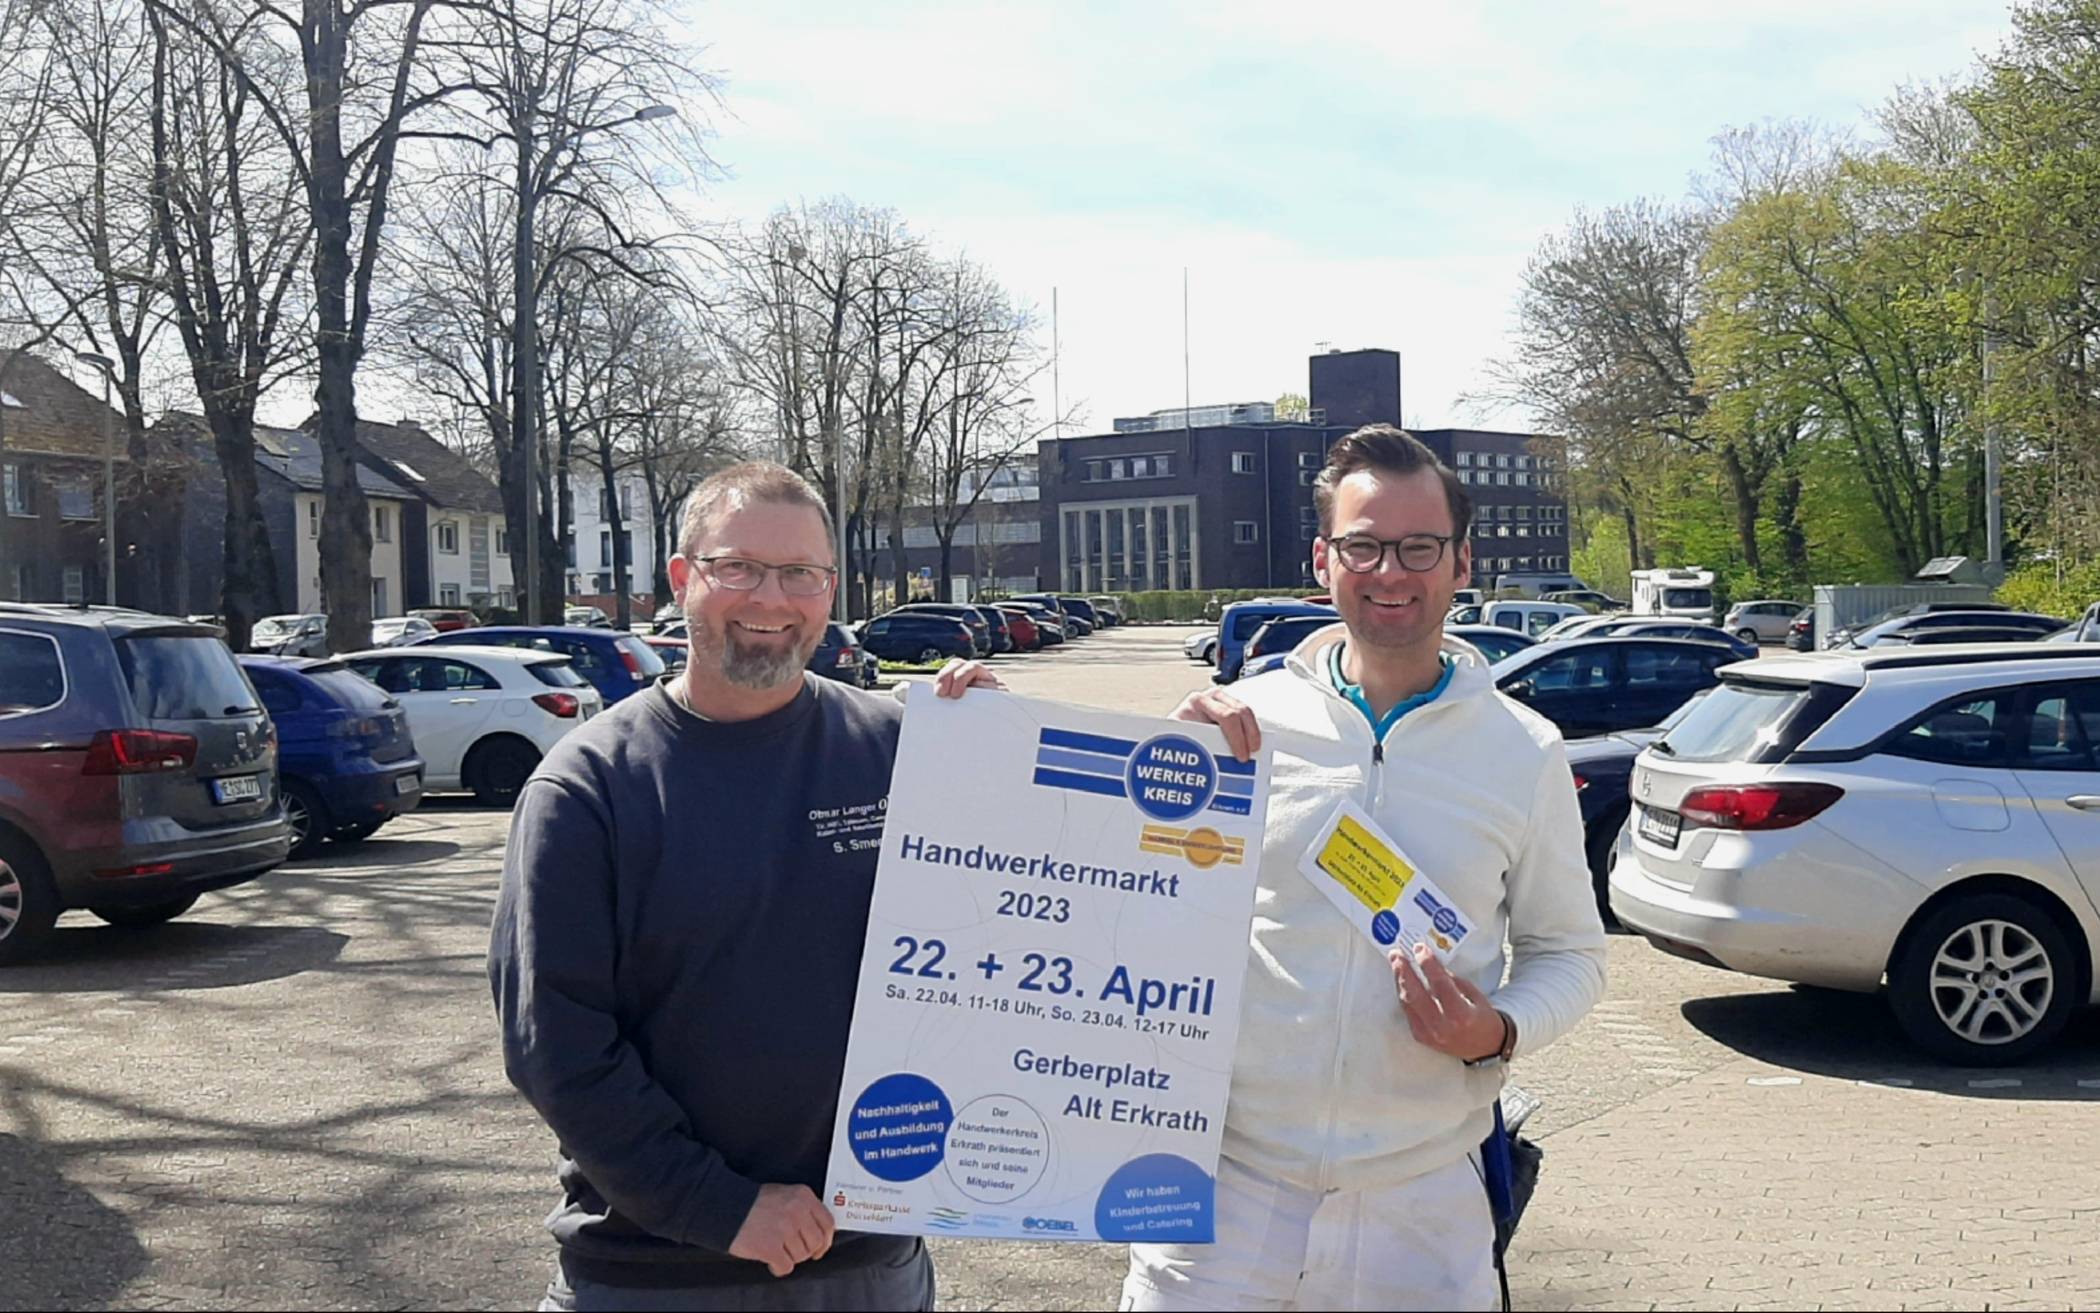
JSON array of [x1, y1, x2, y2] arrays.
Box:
[[3, 623, 2098, 1310]]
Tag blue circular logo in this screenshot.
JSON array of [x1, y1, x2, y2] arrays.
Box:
[[1095, 1153, 1215, 1241], [848, 1073, 953, 1182], [1124, 734, 1218, 822], [1432, 906, 1459, 936], [1371, 910, 1400, 945]]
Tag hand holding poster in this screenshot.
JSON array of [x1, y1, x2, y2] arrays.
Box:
[[823, 685, 1270, 1243]]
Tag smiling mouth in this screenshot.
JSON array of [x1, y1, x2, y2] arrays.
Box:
[[1366, 598, 1418, 610], [733, 621, 793, 635]]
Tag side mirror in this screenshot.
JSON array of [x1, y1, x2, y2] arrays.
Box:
[[1506, 679, 1536, 701]]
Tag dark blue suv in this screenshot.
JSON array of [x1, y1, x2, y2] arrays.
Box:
[[415, 626, 665, 705], [240, 656, 425, 857]]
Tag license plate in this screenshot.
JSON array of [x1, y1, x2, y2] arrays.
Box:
[[1637, 805, 1681, 849], [211, 774, 263, 804], [393, 773, 419, 796]]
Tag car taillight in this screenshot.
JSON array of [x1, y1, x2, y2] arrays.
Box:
[[837, 648, 858, 667], [83, 729, 199, 775], [1571, 772, 1589, 793], [619, 646, 646, 681], [533, 692, 581, 718], [1678, 782, 1843, 831], [327, 716, 385, 739]]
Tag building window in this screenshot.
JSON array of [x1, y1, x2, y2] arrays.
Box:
[[1085, 460, 1103, 482], [1298, 469, 1316, 486], [56, 477, 93, 521], [1516, 454, 1532, 469], [565, 535, 577, 568], [8, 562, 29, 600], [1515, 506, 1531, 520], [373, 503, 392, 542], [308, 501, 320, 538], [599, 529, 612, 564], [62, 565, 85, 604], [372, 576, 388, 616], [439, 583, 461, 606], [498, 587, 515, 608], [1234, 520, 1259, 544], [1496, 453, 1511, 468], [1231, 452, 1256, 475], [1457, 451, 1473, 467], [437, 521, 460, 554], [1298, 451, 1321, 469], [496, 526, 510, 554], [2, 463, 27, 517]]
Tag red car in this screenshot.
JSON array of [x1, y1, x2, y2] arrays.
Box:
[[999, 608, 1043, 651], [408, 608, 480, 633]]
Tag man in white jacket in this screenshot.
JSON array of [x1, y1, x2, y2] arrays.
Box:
[[1126, 425, 1608, 1312]]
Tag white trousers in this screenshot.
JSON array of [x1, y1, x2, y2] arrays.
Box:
[[1120, 1153, 1500, 1313]]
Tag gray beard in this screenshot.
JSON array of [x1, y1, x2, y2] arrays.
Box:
[[687, 609, 817, 691]]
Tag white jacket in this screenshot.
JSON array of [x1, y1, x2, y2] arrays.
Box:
[[1220, 626, 1608, 1192]]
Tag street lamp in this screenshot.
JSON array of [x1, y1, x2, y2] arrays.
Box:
[[74, 351, 116, 606], [779, 240, 849, 621], [513, 101, 678, 625]]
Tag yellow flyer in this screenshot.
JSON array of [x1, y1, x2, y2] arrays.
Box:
[[1296, 800, 1474, 959]]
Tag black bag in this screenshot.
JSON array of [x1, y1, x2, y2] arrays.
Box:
[[1484, 1085, 1544, 1312]]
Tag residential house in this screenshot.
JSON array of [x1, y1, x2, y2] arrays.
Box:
[[0, 351, 128, 605], [565, 468, 654, 599], [349, 418, 513, 612]]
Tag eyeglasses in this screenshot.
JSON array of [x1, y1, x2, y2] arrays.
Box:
[[1325, 533, 1456, 574], [687, 554, 837, 597]]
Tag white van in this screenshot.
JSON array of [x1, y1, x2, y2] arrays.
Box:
[[1629, 567, 1717, 623], [1493, 572, 1586, 599], [1445, 599, 1586, 639]]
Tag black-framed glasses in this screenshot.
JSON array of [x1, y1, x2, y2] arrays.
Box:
[[1325, 533, 1455, 574], [687, 554, 837, 597]]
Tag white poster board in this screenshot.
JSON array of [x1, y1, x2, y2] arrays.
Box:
[[823, 685, 1270, 1243]]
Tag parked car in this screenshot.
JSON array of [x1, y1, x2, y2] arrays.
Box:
[[1087, 596, 1126, 626], [968, 605, 1017, 654], [1824, 600, 2010, 650], [240, 656, 423, 856], [1870, 625, 2056, 648], [1611, 643, 2100, 1064], [1565, 692, 1711, 920], [1600, 621, 1758, 662], [1542, 589, 1627, 612], [1445, 599, 1585, 638], [651, 602, 684, 629], [1842, 611, 2065, 650], [564, 605, 615, 629], [408, 607, 480, 633], [810, 622, 874, 687], [1724, 599, 1807, 645], [998, 603, 1064, 647], [415, 625, 666, 706], [888, 603, 992, 656], [995, 607, 1043, 651], [1536, 613, 1625, 643], [251, 613, 330, 658], [341, 646, 601, 805], [1786, 607, 1816, 652], [1446, 624, 1538, 664], [1182, 626, 1219, 665], [371, 615, 439, 648], [1490, 637, 1738, 739], [0, 607, 291, 964], [1230, 614, 1345, 682], [1214, 600, 1337, 684], [1012, 594, 1094, 637], [1055, 597, 1102, 631], [2072, 601, 2100, 642], [857, 611, 977, 664], [654, 619, 689, 642], [643, 635, 687, 671]]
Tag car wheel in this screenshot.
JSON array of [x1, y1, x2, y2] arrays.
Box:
[[283, 781, 328, 858], [0, 832, 59, 967], [90, 894, 199, 929], [1584, 804, 1628, 927], [467, 738, 541, 808], [1204, 643, 1218, 666], [1888, 893, 2079, 1065], [1736, 628, 1759, 645], [915, 646, 944, 665]]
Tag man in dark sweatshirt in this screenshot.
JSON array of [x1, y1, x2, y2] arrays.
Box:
[[491, 461, 997, 1311]]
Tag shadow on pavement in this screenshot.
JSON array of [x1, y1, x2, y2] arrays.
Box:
[[281, 837, 463, 870], [1681, 985, 2100, 1097], [0, 1131, 148, 1308], [0, 923, 349, 995]]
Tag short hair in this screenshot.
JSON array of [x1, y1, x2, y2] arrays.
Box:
[[1311, 424, 1472, 538], [677, 461, 835, 558]]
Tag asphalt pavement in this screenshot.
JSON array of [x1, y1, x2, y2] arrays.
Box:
[[1, 623, 2094, 1310]]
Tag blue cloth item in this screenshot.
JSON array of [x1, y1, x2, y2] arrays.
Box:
[[1322, 642, 1455, 741]]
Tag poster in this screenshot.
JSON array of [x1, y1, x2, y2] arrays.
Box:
[[822, 685, 1271, 1244]]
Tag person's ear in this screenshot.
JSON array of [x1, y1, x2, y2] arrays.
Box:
[[1312, 534, 1332, 589]]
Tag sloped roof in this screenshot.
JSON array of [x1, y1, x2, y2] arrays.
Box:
[[0, 350, 129, 461], [260, 422, 414, 498], [349, 417, 503, 514]]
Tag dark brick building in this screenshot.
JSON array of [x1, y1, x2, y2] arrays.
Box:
[[1035, 349, 1567, 593]]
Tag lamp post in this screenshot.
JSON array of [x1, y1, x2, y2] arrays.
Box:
[[74, 351, 117, 605], [512, 102, 677, 625], [779, 241, 850, 621]]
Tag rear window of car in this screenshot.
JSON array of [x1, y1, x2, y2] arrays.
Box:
[[117, 635, 260, 719], [0, 631, 65, 715], [617, 636, 666, 677], [1658, 680, 1825, 763], [528, 661, 589, 688], [308, 667, 393, 711]]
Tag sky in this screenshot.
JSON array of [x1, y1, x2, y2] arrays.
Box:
[[688, 0, 2017, 436]]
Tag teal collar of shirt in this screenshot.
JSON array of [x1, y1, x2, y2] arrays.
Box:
[[1324, 641, 1455, 742]]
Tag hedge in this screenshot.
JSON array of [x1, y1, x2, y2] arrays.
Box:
[[1102, 588, 1327, 623]]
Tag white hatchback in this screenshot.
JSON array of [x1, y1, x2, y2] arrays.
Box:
[[339, 645, 603, 805], [1610, 644, 2100, 1064]]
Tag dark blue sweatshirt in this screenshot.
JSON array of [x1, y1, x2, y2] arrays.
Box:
[[489, 674, 916, 1288]]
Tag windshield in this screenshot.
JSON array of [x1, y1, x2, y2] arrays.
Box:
[[310, 667, 392, 711], [1657, 680, 1813, 763], [1662, 588, 1712, 609], [117, 635, 261, 719]]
